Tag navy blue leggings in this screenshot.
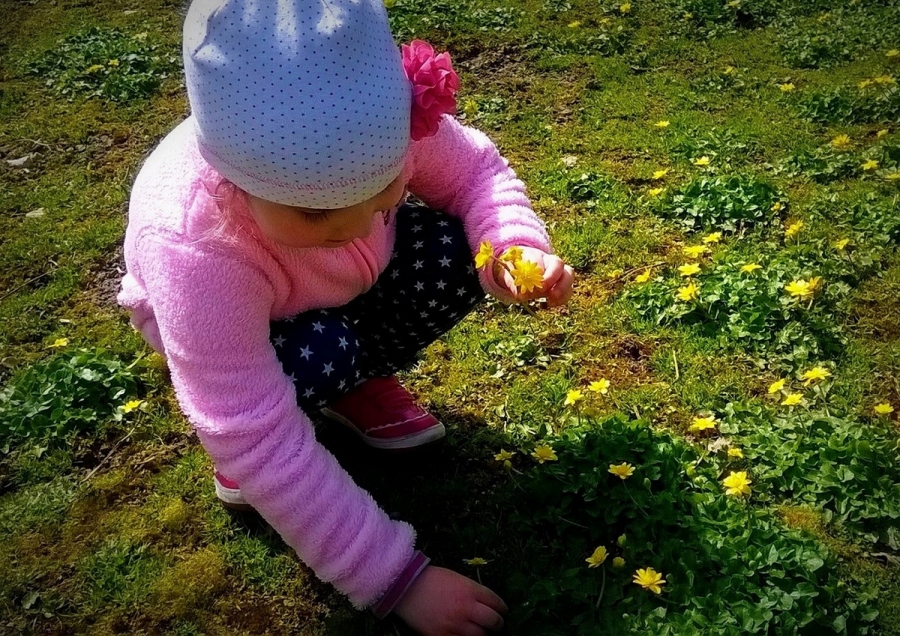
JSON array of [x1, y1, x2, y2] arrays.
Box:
[[269, 203, 485, 411]]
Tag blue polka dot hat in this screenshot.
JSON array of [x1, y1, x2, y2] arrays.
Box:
[[183, 0, 411, 209]]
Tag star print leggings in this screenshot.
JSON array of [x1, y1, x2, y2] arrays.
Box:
[[268, 202, 485, 410]]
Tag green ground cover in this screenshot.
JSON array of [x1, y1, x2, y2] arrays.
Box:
[[1, 0, 898, 634]]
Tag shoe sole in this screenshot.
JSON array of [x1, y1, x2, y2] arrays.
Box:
[[214, 478, 254, 511], [320, 408, 446, 450]]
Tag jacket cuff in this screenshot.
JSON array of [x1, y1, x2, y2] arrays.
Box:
[[370, 551, 431, 619]]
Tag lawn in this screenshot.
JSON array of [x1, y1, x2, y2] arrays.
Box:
[[1, 0, 899, 634]]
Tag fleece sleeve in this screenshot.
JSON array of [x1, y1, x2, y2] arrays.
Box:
[[138, 233, 415, 608], [406, 115, 553, 302]]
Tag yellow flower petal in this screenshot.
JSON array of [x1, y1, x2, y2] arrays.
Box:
[[692, 156, 711, 166], [678, 263, 701, 277], [683, 245, 709, 258], [689, 415, 718, 432], [635, 269, 653, 283], [633, 568, 666, 593], [532, 445, 558, 463], [564, 389, 584, 406], [778, 83, 795, 92], [48, 338, 69, 348], [654, 120, 671, 128], [768, 379, 786, 394], [676, 281, 699, 301], [588, 379, 611, 394], [510, 260, 544, 294], [874, 403, 895, 416], [608, 462, 635, 479], [740, 263, 762, 273], [121, 399, 144, 414], [781, 393, 804, 406], [586, 546, 608, 568], [722, 471, 752, 496], [727, 448, 744, 458], [701, 232, 722, 244], [652, 169, 669, 180], [494, 449, 515, 462], [861, 159, 879, 171], [475, 241, 494, 270]]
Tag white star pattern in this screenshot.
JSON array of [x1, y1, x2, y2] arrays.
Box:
[[338, 379, 347, 390], [391, 270, 400, 279], [414, 281, 425, 291], [300, 346, 313, 360], [303, 388, 315, 398], [440, 235, 452, 245], [457, 287, 467, 296], [338, 337, 349, 350], [414, 241, 424, 249], [438, 220, 449, 227], [420, 311, 429, 318], [428, 300, 438, 307], [312, 322, 325, 333], [436, 280, 447, 290], [412, 224, 423, 233], [323, 362, 334, 376], [413, 260, 424, 270], [272, 335, 286, 347], [439, 256, 452, 267]]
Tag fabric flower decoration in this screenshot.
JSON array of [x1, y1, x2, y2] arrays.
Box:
[[401, 40, 460, 141]]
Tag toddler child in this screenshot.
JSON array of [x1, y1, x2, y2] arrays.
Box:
[[118, 1, 574, 633]]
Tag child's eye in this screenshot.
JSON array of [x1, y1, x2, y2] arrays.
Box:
[[301, 210, 334, 223]]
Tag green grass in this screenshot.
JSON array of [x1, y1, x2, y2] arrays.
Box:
[[1, 0, 899, 634]]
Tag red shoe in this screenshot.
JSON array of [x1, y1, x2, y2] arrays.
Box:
[[213, 471, 253, 511], [320, 376, 445, 450]]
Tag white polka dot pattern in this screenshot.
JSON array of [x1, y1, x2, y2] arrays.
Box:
[[183, 0, 412, 209]]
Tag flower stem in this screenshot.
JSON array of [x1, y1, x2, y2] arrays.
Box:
[[595, 566, 607, 609], [623, 482, 649, 519]]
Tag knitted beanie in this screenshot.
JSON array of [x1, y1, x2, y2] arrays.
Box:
[[183, 0, 411, 209]]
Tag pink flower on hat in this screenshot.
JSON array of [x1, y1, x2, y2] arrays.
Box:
[[401, 40, 459, 141]]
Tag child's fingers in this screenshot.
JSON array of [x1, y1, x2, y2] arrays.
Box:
[[541, 256, 565, 289], [545, 265, 575, 307], [473, 585, 509, 615], [469, 603, 505, 630]]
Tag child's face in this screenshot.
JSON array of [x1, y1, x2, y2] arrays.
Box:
[[246, 175, 406, 249]]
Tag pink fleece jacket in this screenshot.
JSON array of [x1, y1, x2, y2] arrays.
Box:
[[118, 113, 551, 608]]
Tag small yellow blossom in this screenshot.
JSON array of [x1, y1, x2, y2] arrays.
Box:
[[652, 169, 669, 180], [858, 79, 873, 89], [861, 159, 879, 171], [727, 0, 740, 7], [49, 338, 69, 348], [874, 403, 895, 415], [785, 279, 813, 298], [122, 399, 144, 414], [887, 50, 900, 58], [816, 12, 830, 22], [785, 220, 804, 238], [807, 276, 823, 293], [727, 448, 744, 459], [589, 379, 611, 394], [876, 129, 889, 138], [612, 557, 626, 568], [85, 64, 105, 74], [500, 246, 523, 264], [678, 263, 701, 277], [692, 156, 711, 166], [722, 471, 752, 496], [676, 281, 699, 302], [462, 99, 479, 118], [464, 557, 488, 566], [619, 3, 631, 13], [833, 238, 850, 250], [608, 462, 635, 479], [532, 445, 558, 463], [831, 134, 851, 149], [568, 20, 582, 27], [648, 187, 665, 197], [635, 269, 653, 283], [690, 415, 718, 432], [683, 11, 693, 19], [586, 546, 608, 568], [886, 172, 900, 181], [684, 245, 709, 258], [475, 241, 494, 270], [801, 366, 831, 386], [107, 59, 120, 67], [617, 534, 626, 547], [778, 83, 795, 92], [781, 393, 804, 406], [741, 263, 762, 273], [564, 389, 584, 406], [633, 568, 666, 593], [510, 260, 544, 294], [655, 120, 671, 128], [873, 75, 896, 85], [771, 201, 783, 212], [702, 232, 722, 244], [494, 449, 516, 462], [768, 379, 786, 394]]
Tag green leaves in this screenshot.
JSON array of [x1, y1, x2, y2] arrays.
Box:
[[661, 175, 780, 233]]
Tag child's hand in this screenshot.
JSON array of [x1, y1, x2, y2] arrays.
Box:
[[492, 246, 575, 307], [393, 565, 508, 635]]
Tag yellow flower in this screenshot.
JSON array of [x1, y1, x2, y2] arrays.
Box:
[[785, 220, 803, 237], [464, 557, 488, 566], [833, 238, 850, 250], [568, 20, 582, 27], [801, 366, 831, 386], [532, 445, 558, 463], [887, 50, 900, 58], [655, 120, 671, 128], [122, 399, 144, 414], [635, 268, 653, 283], [608, 462, 635, 480], [500, 246, 523, 263], [619, 2, 631, 13], [781, 393, 804, 406], [648, 187, 665, 197], [861, 159, 879, 171], [768, 379, 786, 394], [85, 64, 105, 74], [876, 129, 889, 138], [692, 156, 711, 166], [874, 403, 894, 415], [676, 281, 699, 301], [702, 232, 722, 244], [830, 134, 851, 149], [510, 260, 544, 294], [586, 546, 608, 568], [771, 201, 783, 212], [683, 11, 693, 19], [807, 276, 823, 293], [589, 379, 611, 394], [633, 568, 666, 594], [48, 338, 69, 348], [107, 59, 120, 67], [683, 245, 709, 258], [722, 471, 752, 497], [678, 263, 701, 277], [741, 263, 762, 273], [689, 415, 717, 432], [727, 448, 744, 458], [494, 449, 515, 462], [475, 241, 494, 270], [778, 83, 795, 92], [724, 65, 736, 74], [727, 0, 740, 7], [652, 168, 669, 180], [873, 75, 896, 85], [858, 79, 873, 89], [886, 172, 900, 181], [564, 389, 584, 406], [612, 556, 626, 569], [785, 279, 813, 298]]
